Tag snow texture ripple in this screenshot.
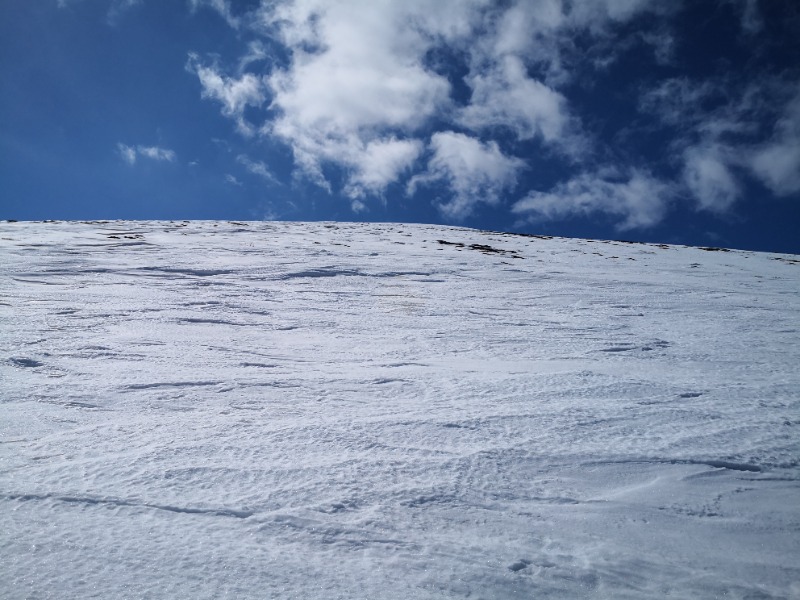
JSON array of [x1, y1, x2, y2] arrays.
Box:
[[1, 220, 799, 599]]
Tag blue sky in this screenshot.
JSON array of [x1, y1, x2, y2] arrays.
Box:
[[2, 0, 799, 253]]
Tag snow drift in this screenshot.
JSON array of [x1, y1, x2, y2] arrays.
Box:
[[2, 220, 799, 598]]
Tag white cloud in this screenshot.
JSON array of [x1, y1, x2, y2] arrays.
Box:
[[187, 54, 266, 136], [726, 0, 763, 34], [259, 0, 455, 194], [242, 0, 670, 199], [188, 0, 241, 29], [483, 0, 669, 80], [640, 77, 800, 208], [137, 145, 176, 162], [103, 0, 144, 26], [58, 0, 142, 23], [409, 132, 525, 220], [225, 174, 243, 186], [748, 89, 800, 196], [350, 199, 368, 214], [249, 0, 496, 200], [238, 41, 270, 72], [568, 0, 664, 26], [750, 143, 800, 197], [190, 0, 701, 220], [459, 55, 569, 143], [117, 143, 176, 165], [491, 0, 564, 58], [638, 78, 720, 126], [513, 169, 672, 230], [683, 145, 741, 213], [640, 30, 675, 65], [261, 1, 456, 137], [236, 154, 279, 185], [117, 143, 137, 165], [344, 138, 423, 199]]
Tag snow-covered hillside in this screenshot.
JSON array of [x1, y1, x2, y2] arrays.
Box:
[[2, 220, 799, 599]]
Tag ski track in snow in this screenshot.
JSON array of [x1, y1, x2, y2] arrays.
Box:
[[1, 220, 799, 599]]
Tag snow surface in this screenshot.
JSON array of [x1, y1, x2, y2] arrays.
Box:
[[1, 220, 799, 599]]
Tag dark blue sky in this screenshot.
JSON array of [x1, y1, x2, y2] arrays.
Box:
[[2, 0, 799, 253]]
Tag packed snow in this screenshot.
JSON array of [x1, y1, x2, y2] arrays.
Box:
[[2, 220, 799, 599]]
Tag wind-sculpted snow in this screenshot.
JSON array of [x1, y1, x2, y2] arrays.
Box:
[[1, 220, 799, 599]]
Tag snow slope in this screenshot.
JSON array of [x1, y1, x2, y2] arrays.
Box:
[[2, 220, 799, 599]]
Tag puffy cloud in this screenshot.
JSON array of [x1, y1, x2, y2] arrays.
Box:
[[202, 0, 555, 202], [513, 169, 672, 230], [261, 0, 458, 137], [344, 138, 423, 199], [117, 143, 176, 165], [259, 0, 455, 195], [192, 0, 760, 226], [490, 0, 564, 58], [248, 0, 494, 201], [409, 132, 525, 220], [459, 55, 569, 143]]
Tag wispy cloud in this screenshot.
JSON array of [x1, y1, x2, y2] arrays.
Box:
[[238, 41, 270, 72], [58, 0, 143, 24], [748, 86, 800, 196], [107, 0, 142, 25], [117, 143, 176, 165], [236, 154, 279, 185], [117, 143, 137, 165], [682, 145, 741, 213], [188, 0, 240, 29], [513, 169, 673, 231], [138, 145, 176, 162], [186, 53, 266, 136], [726, 0, 763, 34], [639, 76, 800, 211]]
